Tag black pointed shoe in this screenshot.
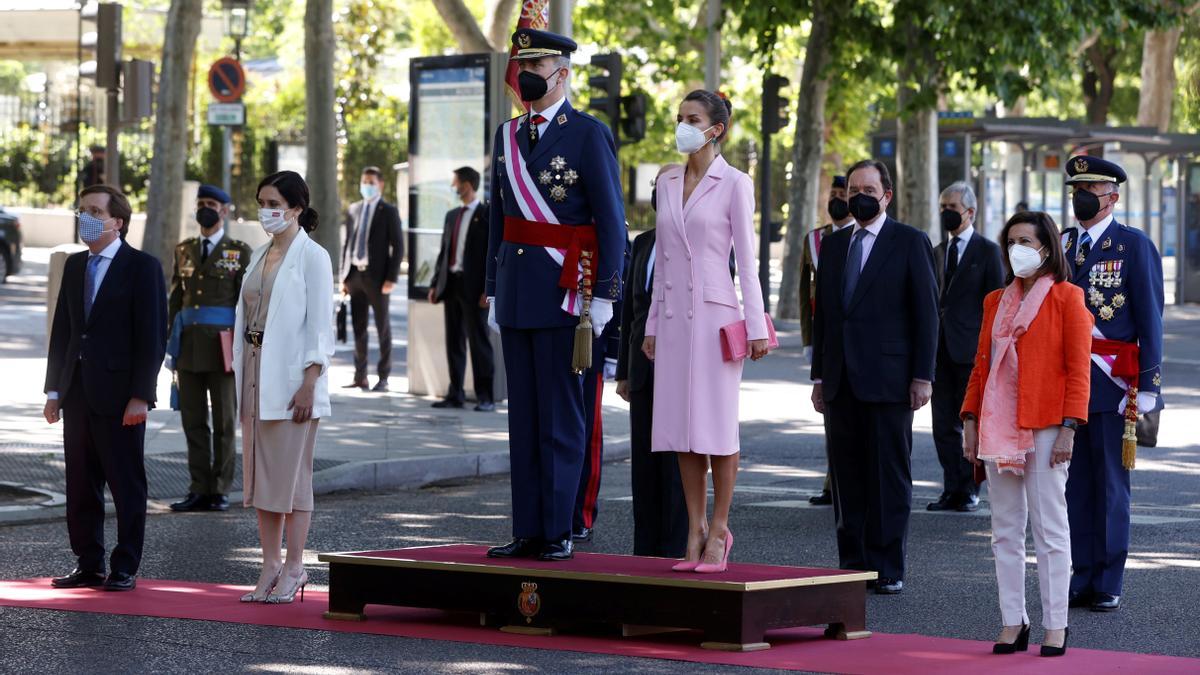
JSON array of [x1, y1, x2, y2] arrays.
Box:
[[474, 401, 496, 412], [538, 538, 573, 561], [571, 527, 593, 542], [1068, 589, 1094, 608], [1040, 627, 1069, 657], [992, 623, 1030, 654], [1091, 593, 1121, 612], [51, 568, 105, 589], [170, 493, 209, 512], [808, 491, 832, 506], [208, 494, 230, 511], [956, 494, 981, 512], [432, 399, 464, 409], [486, 538, 541, 558], [875, 578, 904, 594], [926, 494, 953, 511], [102, 572, 136, 592]]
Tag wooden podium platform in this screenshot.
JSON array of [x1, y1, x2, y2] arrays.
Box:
[[318, 544, 875, 651]]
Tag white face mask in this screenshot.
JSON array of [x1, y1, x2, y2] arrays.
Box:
[[1008, 243, 1045, 278], [675, 123, 715, 155], [259, 208, 291, 235]]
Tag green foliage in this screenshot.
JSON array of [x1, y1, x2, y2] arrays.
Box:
[[0, 61, 27, 96]]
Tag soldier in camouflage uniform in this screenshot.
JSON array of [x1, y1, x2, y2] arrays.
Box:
[[167, 185, 253, 512]]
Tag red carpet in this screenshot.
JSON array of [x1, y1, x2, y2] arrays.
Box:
[[1, 577, 1196, 674]]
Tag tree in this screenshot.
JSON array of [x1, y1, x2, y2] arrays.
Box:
[[142, 0, 203, 280], [430, 0, 520, 52], [1137, 2, 1199, 131], [306, 0, 341, 261]]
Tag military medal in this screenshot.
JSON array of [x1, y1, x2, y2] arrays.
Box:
[[1098, 305, 1114, 321], [549, 185, 567, 202], [1088, 287, 1105, 308], [550, 156, 567, 171], [538, 170, 553, 185], [1111, 293, 1125, 308], [563, 169, 578, 185]]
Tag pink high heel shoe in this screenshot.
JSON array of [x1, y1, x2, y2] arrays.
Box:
[[672, 530, 708, 572], [694, 531, 733, 574]]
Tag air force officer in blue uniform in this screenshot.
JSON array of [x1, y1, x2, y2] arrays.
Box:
[[1061, 156, 1164, 612], [485, 29, 626, 561]]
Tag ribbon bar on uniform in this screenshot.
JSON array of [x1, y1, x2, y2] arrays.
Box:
[[503, 216, 598, 290], [1091, 337, 1140, 385]]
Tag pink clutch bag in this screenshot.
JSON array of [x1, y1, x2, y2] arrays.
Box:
[[719, 314, 778, 362]]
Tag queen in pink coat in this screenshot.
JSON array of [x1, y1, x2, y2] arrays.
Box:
[[643, 90, 769, 573]]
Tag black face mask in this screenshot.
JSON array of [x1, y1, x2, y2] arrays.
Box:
[[196, 206, 221, 229], [1072, 189, 1107, 221], [848, 193, 882, 222], [940, 208, 963, 231], [827, 198, 850, 222], [517, 70, 559, 102], [650, 186, 658, 212]]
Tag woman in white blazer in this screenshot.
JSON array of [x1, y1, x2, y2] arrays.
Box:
[[234, 171, 334, 605]]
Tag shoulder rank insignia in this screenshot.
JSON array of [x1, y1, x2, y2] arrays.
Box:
[[1153, 373, 1162, 388], [1118, 243, 1125, 252], [1102, 237, 1112, 250], [557, 113, 568, 126]]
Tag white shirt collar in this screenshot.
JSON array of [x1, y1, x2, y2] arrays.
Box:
[[1082, 213, 1114, 242], [362, 194, 381, 207], [951, 224, 974, 245], [95, 236, 122, 259], [854, 210, 887, 236], [202, 228, 225, 248], [463, 198, 481, 211], [532, 96, 567, 123]]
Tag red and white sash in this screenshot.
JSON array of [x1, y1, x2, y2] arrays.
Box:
[[1091, 325, 1134, 395], [807, 228, 823, 269], [502, 117, 583, 315]]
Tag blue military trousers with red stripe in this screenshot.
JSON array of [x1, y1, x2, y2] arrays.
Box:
[[573, 364, 606, 534]]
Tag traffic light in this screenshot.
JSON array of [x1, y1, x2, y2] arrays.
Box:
[[588, 53, 623, 144], [80, 2, 123, 90], [620, 93, 646, 143], [762, 74, 790, 136]]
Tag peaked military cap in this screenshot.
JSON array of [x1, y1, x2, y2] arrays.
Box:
[[832, 175, 847, 189], [197, 184, 232, 204], [1066, 155, 1127, 185], [511, 28, 578, 60]]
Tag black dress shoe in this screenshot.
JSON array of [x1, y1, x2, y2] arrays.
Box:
[[956, 494, 981, 512], [992, 623, 1030, 654], [809, 491, 832, 506], [926, 494, 953, 511], [209, 494, 230, 511], [51, 568, 105, 588], [170, 493, 209, 512], [102, 572, 136, 591], [432, 399, 464, 409], [474, 401, 496, 412], [1068, 589, 1094, 608], [875, 578, 904, 594], [538, 539, 574, 561], [342, 380, 369, 390], [1091, 593, 1121, 612], [571, 527, 593, 542], [487, 538, 542, 558], [371, 380, 389, 392], [1040, 627, 1069, 657]]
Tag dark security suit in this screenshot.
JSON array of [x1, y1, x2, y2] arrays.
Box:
[[341, 198, 404, 383], [1062, 220, 1164, 598], [617, 229, 687, 557], [486, 100, 626, 542], [168, 233, 252, 496], [931, 230, 1003, 501], [432, 201, 494, 404], [45, 242, 167, 576], [811, 217, 939, 582]]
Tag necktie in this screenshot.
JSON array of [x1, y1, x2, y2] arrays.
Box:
[[941, 236, 960, 304], [354, 201, 370, 262], [201, 238, 210, 263], [84, 254, 101, 320], [448, 207, 465, 268], [1078, 230, 1092, 264], [842, 229, 868, 309], [529, 114, 546, 148]]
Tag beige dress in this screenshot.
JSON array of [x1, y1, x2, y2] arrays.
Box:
[[240, 237, 318, 513]]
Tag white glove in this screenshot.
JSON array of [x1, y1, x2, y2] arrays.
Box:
[[1118, 391, 1158, 416], [603, 357, 618, 381], [590, 298, 613, 338], [486, 296, 500, 334]]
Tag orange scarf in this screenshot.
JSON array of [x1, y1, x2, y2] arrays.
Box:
[[978, 275, 1054, 476]]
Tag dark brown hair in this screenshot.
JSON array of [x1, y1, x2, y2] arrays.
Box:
[[79, 184, 132, 237], [682, 89, 732, 143], [453, 166, 481, 191], [998, 211, 1069, 284], [846, 159, 893, 193], [257, 170, 319, 232], [361, 166, 384, 181]]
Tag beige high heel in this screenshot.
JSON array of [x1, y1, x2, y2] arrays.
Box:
[[240, 568, 281, 603], [265, 568, 308, 604]]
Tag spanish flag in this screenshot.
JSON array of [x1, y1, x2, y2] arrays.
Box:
[[504, 0, 552, 112]]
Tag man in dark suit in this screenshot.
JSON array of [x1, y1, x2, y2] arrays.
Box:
[[929, 181, 1003, 512], [43, 185, 167, 592], [428, 166, 494, 410], [615, 223, 687, 558], [340, 166, 404, 392], [810, 159, 939, 595]]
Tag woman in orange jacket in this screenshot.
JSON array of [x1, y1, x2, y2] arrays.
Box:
[[961, 211, 1092, 657]]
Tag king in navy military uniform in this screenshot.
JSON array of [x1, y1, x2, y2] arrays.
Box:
[[166, 185, 253, 513], [485, 29, 626, 561], [1061, 156, 1164, 612]]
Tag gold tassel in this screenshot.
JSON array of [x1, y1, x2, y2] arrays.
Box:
[[1122, 386, 1138, 470], [571, 252, 594, 374]]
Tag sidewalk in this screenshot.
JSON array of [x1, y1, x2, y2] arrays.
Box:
[[0, 248, 632, 521]]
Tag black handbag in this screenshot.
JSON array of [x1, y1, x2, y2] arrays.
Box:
[[335, 296, 348, 343]]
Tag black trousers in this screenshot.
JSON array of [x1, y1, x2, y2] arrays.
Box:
[[931, 341, 977, 498], [442, 273, 494, 403], [347, 268, 392, 382], [629, 369, 687, 557], [177, 369, 236, 495], [62, 371, 148, 575], [825, 384, 913, 581]]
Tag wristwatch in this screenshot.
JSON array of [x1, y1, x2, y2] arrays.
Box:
[[1060, 418, 1079, 430]]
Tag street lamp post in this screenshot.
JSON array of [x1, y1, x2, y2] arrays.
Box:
[[221, 0, 250, 195]]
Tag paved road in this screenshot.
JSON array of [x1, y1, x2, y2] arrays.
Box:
[[2, 248, 1199, 672]]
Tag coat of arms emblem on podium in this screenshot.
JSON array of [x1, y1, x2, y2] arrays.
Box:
[[517, 581, 541, 623]]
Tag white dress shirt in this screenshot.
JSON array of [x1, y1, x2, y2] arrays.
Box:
[[947, 224, 974, 267], [530, 96, 567, 137], [1081, 213, 1113, 244], [350, 195, 381, 267], [851, 210, 888, 272], [450, 199, 480, 274]]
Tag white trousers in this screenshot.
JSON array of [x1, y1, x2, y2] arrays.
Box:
[[986, 426, 1072, 630]]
